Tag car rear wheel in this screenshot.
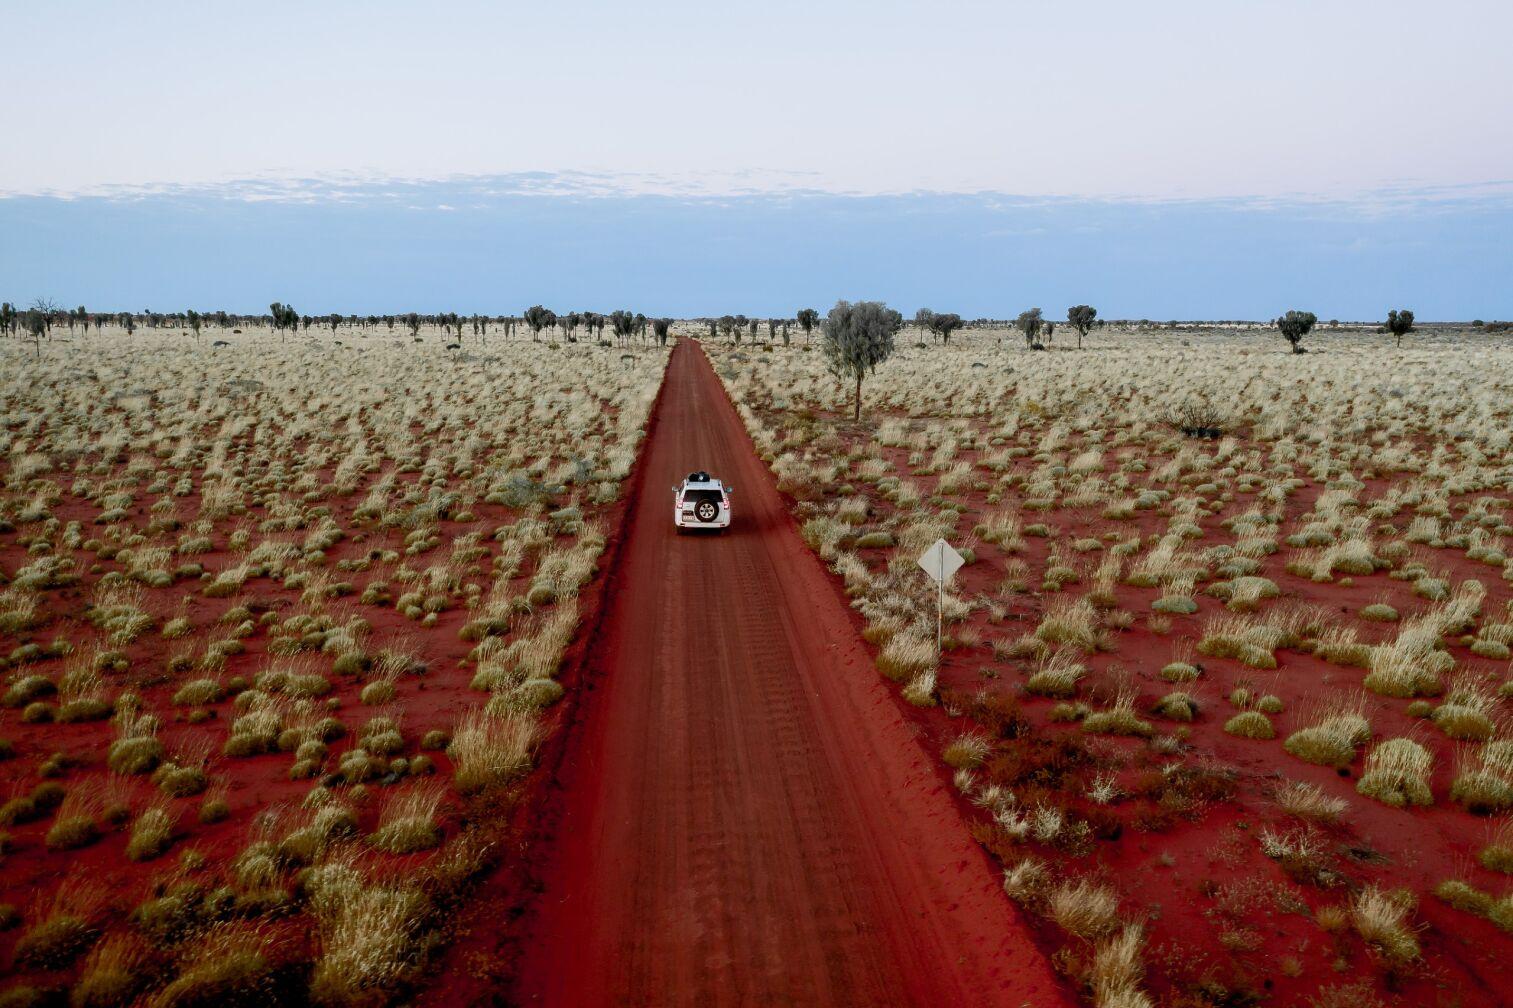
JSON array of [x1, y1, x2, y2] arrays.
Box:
[[695, 500, 718, 522]]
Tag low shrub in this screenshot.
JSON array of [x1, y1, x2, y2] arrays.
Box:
[[1224, 711, 1274, 739]]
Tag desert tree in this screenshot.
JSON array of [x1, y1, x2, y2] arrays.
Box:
[[269, 302, 298, 342], [1015, 307, 1044, 349], [328, 312, 341, 334], [0, 302, 14, 337], [781, 320, 791, 345], [796, 307, 819, 340], [404, 312, 421, 339], [821, 300, 904, 421], [929, 312, 964, 344], [1386, 308, 1415, 348], [707, 319, 717, 339], [1067, 304, 1097, 350], [610, 309, 636, 346], [579, 311, 599, 341], [187, 310, 202, 341], [1276, 310, 1317, 354], [913, 307, 936, 342], [718, 314, 737, 344], [747, 318, 758, 343], [523, 304, 553, 340], [31, 298, 59, 338], [652, 318, 672, 346], [22, 307, 46, 357], [119, 311, 136, 336], [566, 311, 583, 342]]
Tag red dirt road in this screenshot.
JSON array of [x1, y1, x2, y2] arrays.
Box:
[[510, 340, 1068, 1007]]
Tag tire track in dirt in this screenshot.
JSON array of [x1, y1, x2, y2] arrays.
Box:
[[509, 338, 1071, 1006]]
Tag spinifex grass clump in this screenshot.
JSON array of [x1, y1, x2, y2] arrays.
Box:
[[369, 784, 445, 854], [1284, 700, 1371, 768], [1153, 691, 1197, 722], [1224, 711, 1275, 740], [1150, 575, 1198, 615], [46, 786, 104, 851], [1025, 649, 1085, 698], [1197, 614, 1291, 670], [448, 710, 539, 794], [1047, 878, 1120, 940], [878, 633, 936, 684], [305, 857, 435, 1003], [1159, 661, 1200, 683], [1034, 596, 1104, 653], [1351, 887, 1420, 963], [1273, 781, 1348, 824], [1451, 739, 1513, 813], [1479, 819, 1513, 874], [1432, 677, 1499, 742], [1212, 575, 1280, 613], [12, 881, 102, 970], [1082, 690, 1153, 737], [942, 733, 992, 769], [125, 803, 177, 861], [1357, 738, 1434, 808]]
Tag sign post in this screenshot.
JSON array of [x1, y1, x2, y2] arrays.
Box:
[[916, 538, 964, 657]]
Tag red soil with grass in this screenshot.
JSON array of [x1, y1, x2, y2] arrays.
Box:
[[441, 339, 1071, 1006], [716, 350, 1513, 1008], [0, 338, 661, 1000]]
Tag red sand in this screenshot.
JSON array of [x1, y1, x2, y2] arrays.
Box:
[[457, 340, 1071, 1006]]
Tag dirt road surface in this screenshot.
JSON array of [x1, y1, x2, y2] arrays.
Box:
[[510, 339, 1068, 1006]]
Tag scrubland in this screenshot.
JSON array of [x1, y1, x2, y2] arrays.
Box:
[[715, 324, 1513, 1007], [0, 325, 664, 1003]]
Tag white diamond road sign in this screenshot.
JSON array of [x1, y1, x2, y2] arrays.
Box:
[[917, 539, 964, 585]]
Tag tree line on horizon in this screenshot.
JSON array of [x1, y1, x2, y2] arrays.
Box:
[[1, 298, 1504, 361]]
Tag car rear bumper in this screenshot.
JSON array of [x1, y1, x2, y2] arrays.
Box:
[[675, 511, 730, 529]]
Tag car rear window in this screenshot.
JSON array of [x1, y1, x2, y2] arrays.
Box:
[[681, 489, 722, 506]]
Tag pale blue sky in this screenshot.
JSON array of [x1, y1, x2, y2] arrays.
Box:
[[3, 2, 1510, 316], [6, 0, 1510, 198]]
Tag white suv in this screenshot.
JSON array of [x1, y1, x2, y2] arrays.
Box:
[[673, 471, 733, 532]]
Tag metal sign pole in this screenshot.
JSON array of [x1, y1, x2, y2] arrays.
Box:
[[937, 573, 943, 658], [917, 538, 962, 663]]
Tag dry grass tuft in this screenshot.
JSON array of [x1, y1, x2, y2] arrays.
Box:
[[876, 630, 936, 682], [370, 784, 445, 854], [126, 803, 177, 861], [1356, 737, 1433, 808], [942, 733, 992, 770], [1284, 699, 1371, 768], [1224, 711, 1275, 740], [1048, 878, 1120, 939], [448, 710, 539, 794], [1025, 649, 1086, 698], [1091, 924, 1152, 1008], [1350, 886, 1419, 962], [1273, 781, 1348, 824]]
